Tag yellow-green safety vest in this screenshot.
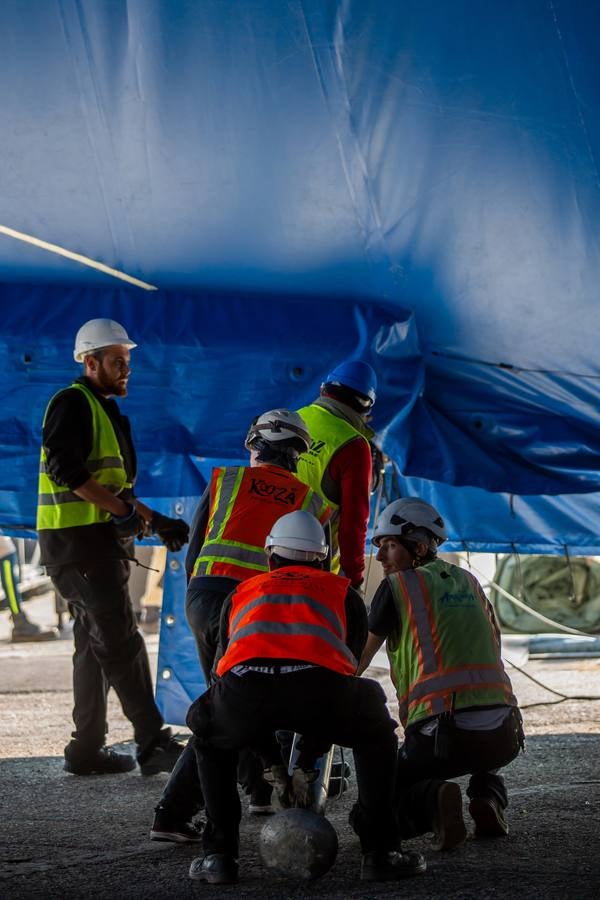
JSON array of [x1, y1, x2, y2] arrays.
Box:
[[37, 382, 131, 531], [295, 403, 370, 572], [386, 560, 518, 729]]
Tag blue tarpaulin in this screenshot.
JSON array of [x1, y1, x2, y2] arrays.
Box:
[[0, 2, 599, 720]]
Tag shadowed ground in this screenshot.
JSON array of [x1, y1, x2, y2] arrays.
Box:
[[1, 595, 599, 898]]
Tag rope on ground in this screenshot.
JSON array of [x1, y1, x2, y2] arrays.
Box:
[[456, 554, 595, 637], [503, 653, 600, 709]]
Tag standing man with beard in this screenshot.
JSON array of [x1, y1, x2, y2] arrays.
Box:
[[37, 318, 189, 776]]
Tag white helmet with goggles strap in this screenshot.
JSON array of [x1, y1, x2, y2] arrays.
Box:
[[373, 498, 447, 547], [245, 409, 310, 453]]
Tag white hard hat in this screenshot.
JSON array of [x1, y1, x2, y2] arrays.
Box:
[[73, 318, 137, 362], [245, 410, 310, 453], [373, 498, 447, 547], [265, 510, 328, 562]]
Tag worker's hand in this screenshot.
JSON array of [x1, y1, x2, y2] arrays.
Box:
[[150, 511, 190, 552], [111, 503, 144, 540]]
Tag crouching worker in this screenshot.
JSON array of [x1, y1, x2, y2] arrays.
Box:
[[356, 498, 525, 850], [185, 510, 426, 885]]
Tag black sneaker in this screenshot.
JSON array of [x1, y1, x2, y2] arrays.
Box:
[[150, 807, 203, 843], [139, 730, 184, 776], [432, 781, 467, 851], [361, 849, 427, 881], [63, 746, 136, 776], [189, 853, 239, 884], [469, 796, 509, 837]]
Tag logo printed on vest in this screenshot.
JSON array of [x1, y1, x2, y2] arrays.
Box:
[[308, 439, 326, 457], [439, 590, 477, 608], [248, 478, 297, 506], [274, 571, 312, 581]]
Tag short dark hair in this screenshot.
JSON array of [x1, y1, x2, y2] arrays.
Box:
[[87, 348, 107, 364], [251, 438, 301, 473], [269, 552, 324, 570]]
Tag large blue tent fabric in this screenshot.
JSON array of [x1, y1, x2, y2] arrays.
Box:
[[0, 2, 599, 720]]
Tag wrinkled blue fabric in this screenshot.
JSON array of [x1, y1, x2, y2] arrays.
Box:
[[1, 1, 600, 721]]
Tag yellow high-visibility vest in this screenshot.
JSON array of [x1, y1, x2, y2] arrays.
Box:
[[37, 382, 131, 531], [295, 403, 369, 572]]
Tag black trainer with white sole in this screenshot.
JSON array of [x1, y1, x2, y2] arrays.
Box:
[[150, 808, 203, 843]]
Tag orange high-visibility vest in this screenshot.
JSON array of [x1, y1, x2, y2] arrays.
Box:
[[386, 560, 518, 729], [192, 465, 332, 582], [216, 567, 357, 676]]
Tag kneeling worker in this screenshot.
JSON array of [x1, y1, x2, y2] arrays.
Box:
[[357, 498, 525, 849], [186, 510, 426, 885]]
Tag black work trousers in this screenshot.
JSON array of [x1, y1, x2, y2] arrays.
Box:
[[395, 708, 524, 838], [185, 585, 225, 684], [186, 667, 400, 858], [165, 583, 269, 813], [51, 558, 164, 759]]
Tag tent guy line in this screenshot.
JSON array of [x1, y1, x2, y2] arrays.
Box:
[[0, 225, 157, 291]]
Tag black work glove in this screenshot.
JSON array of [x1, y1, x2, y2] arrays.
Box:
[[151, 511, 190, 552], [111, 503, 144, 539]]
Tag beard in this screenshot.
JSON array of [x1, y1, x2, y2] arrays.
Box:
[[97, 367, 128, 397]]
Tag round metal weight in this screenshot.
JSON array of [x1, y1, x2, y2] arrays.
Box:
[[259, 808, 338, 880]]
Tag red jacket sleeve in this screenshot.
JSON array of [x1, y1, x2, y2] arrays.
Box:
[[328, 436, 372, 586]]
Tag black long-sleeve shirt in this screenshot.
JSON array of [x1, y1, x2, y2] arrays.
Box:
[[184, 486, 210, 581], [39, 377, 137, 569]]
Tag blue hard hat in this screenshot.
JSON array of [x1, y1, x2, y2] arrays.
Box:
[[323, 360, 377, 404]]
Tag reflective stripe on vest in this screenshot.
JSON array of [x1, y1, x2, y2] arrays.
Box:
[[216, 567, 356, 676], [36, 382, 130, 531], [387, 561, 518, 728], [193, 465, 332, 580]]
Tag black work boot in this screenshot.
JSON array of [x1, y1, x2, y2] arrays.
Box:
[[138, 728, 184, 776], [469, 796, 509, 837], [63, 745, 136, 776], [361, 849, 426, 880], [189, 853, 239, 884], [11, 612, 58, 643], [432, 781, 467, 851]]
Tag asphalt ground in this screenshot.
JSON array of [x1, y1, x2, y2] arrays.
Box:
[[1, 594, 599, 899]]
